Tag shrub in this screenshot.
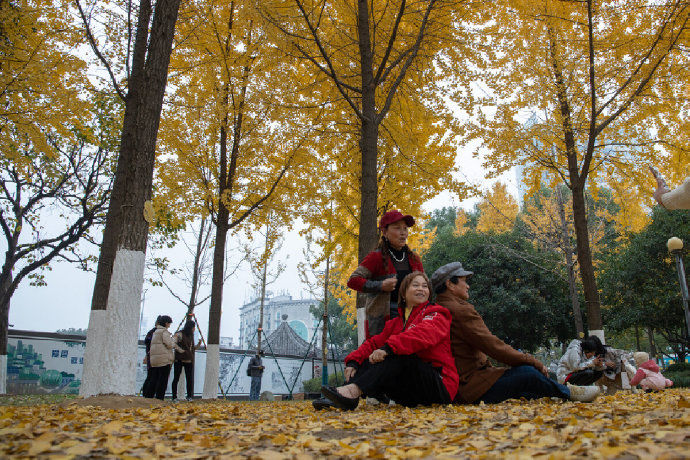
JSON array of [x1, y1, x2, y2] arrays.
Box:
[[302, 372, 345, 393], [665, 362, 690, 373], [665, 370, 690, 388]]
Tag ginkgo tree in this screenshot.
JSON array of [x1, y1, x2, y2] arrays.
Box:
[[157, 0, 317, 398], [77, 0, 182, 396], [0, 0, 117, 394], [261, 1, 470, 338], [460, 0, 689, 340]]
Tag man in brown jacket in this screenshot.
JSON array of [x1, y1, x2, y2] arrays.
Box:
[[431, 262, 599, 404]]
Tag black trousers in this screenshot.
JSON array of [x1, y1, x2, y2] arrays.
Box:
[[171, 361, 194, 399], [148, 364, 172, 400], [142, 364, 154, 398], [566, 368, 603, 386], [349, 355, 450, 407]]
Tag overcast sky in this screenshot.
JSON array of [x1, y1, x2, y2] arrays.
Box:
[[8, 142, 517, 342]]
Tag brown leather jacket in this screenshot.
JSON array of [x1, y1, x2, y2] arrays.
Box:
[[435, 291, 542, 403]]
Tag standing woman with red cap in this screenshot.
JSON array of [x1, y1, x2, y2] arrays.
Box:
[[348, 210, 424, 339]]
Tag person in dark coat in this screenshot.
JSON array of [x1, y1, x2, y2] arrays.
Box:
[[171, 319, 196, 401], [141, 316, 161, 398], [431, 262, 600, 404], [247, 350, 265, 401], [315, 272, 458, 410]]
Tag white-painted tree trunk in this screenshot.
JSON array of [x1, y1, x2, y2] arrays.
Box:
[[589, 329, 605, 344], [202, 344, 219, 399], [0, 355, 6, 394], [80, 249, 145, 397], [357, 308, 366, 345]]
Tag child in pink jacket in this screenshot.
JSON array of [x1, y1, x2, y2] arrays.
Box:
[[630, 352, 673, 391]]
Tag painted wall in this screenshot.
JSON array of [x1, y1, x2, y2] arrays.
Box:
[[6, 331, 343, 397]]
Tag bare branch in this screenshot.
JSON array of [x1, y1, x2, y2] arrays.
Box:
[[74, 0, 127, 101]]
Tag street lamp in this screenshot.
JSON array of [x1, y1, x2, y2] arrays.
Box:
[[667, 237, 690, 338]]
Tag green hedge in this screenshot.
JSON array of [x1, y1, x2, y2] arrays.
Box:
[[665, 362, 690, 373], [665, 370, 690, 388], [302, 372, 345, 393]]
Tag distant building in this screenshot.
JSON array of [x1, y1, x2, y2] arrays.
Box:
[[239, 294, 319, 349], [219, 336, 234, 349]]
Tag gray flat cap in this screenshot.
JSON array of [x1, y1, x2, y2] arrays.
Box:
[[431, 262, 473, 293]]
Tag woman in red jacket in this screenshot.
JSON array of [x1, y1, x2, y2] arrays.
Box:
[[348, 210, 424, 338], [317, 272, 458, 410]]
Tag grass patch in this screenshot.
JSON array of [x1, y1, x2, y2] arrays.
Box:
[[0, 394, 78, 406]]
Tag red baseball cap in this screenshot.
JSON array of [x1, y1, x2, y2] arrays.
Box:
[[379, 210, 415, 230]]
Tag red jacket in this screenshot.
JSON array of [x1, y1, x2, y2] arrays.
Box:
[[344, 301, 459, 400], [347, 249, 424, 292], [348, 249, 424, 338]]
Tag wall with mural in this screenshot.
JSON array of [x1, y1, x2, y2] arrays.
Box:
[[6, 331, 342, 397]]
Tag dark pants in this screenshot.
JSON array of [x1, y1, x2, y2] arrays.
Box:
[[148, 364, 172, 400], [349, 355, 450, 407], [478, 365, 570, 404], [171, 361, 194, 399], [142, 363, 154, 398], [250, 376, 262, 400], [566, 368, 603, 386]]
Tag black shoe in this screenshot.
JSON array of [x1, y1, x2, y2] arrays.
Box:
[[321, 385, 359, 411], [312, 397, 336, 410]]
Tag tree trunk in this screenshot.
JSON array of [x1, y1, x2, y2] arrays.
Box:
[[202, 122, 231, 399], [548, 29, 602, 340], [81, 0, 180, 397], [646, 327, 657, 362], [0, 272, 10, 395], [257, 242, 268, 354], [556, 187, 584, 336], [355, 0, 379, 345], [571, 182, 603, 336], [635, 326, 641, 351]]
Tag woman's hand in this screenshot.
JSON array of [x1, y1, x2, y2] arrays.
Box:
[[650, 166, 670, 206], [593, 356, 604, 367], [381, 277, 397, 292], [344, 366, 357, 382], [369, 349, 388, 364]]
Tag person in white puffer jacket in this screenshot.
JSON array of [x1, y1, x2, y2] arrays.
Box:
[[146, 315, 183, 400], [556, 336, 608, 385]]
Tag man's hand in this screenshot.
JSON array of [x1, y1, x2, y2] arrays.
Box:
[[369, 349, 388, 364], [344, 366, 357, 382], [535, 361, 548, 377], [381, 277, 397, 292], [650, 166, 670, 206]]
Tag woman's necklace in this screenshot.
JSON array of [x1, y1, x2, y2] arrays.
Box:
[[389, 248, 406, 263]]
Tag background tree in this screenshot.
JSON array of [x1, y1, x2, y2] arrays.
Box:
[[476, 182, 519, 234], [262, 0, 469, 340], [601, 207, 690, 363], [0, 1, 117, 394], [460, 0, 689, 340], [424, 228, 574, 352], [78, 0, 183, 396], [519, 185, 620, 334], [158, 0, 315, 398]]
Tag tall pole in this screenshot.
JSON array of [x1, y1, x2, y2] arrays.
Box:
[[321, 243, 330, 388], [673, 252, 690, 338], [257, 224, 270, 354], [668, 237, 690, 339]]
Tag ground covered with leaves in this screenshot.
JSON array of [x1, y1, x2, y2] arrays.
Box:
[[1, 389, 689, 458]]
